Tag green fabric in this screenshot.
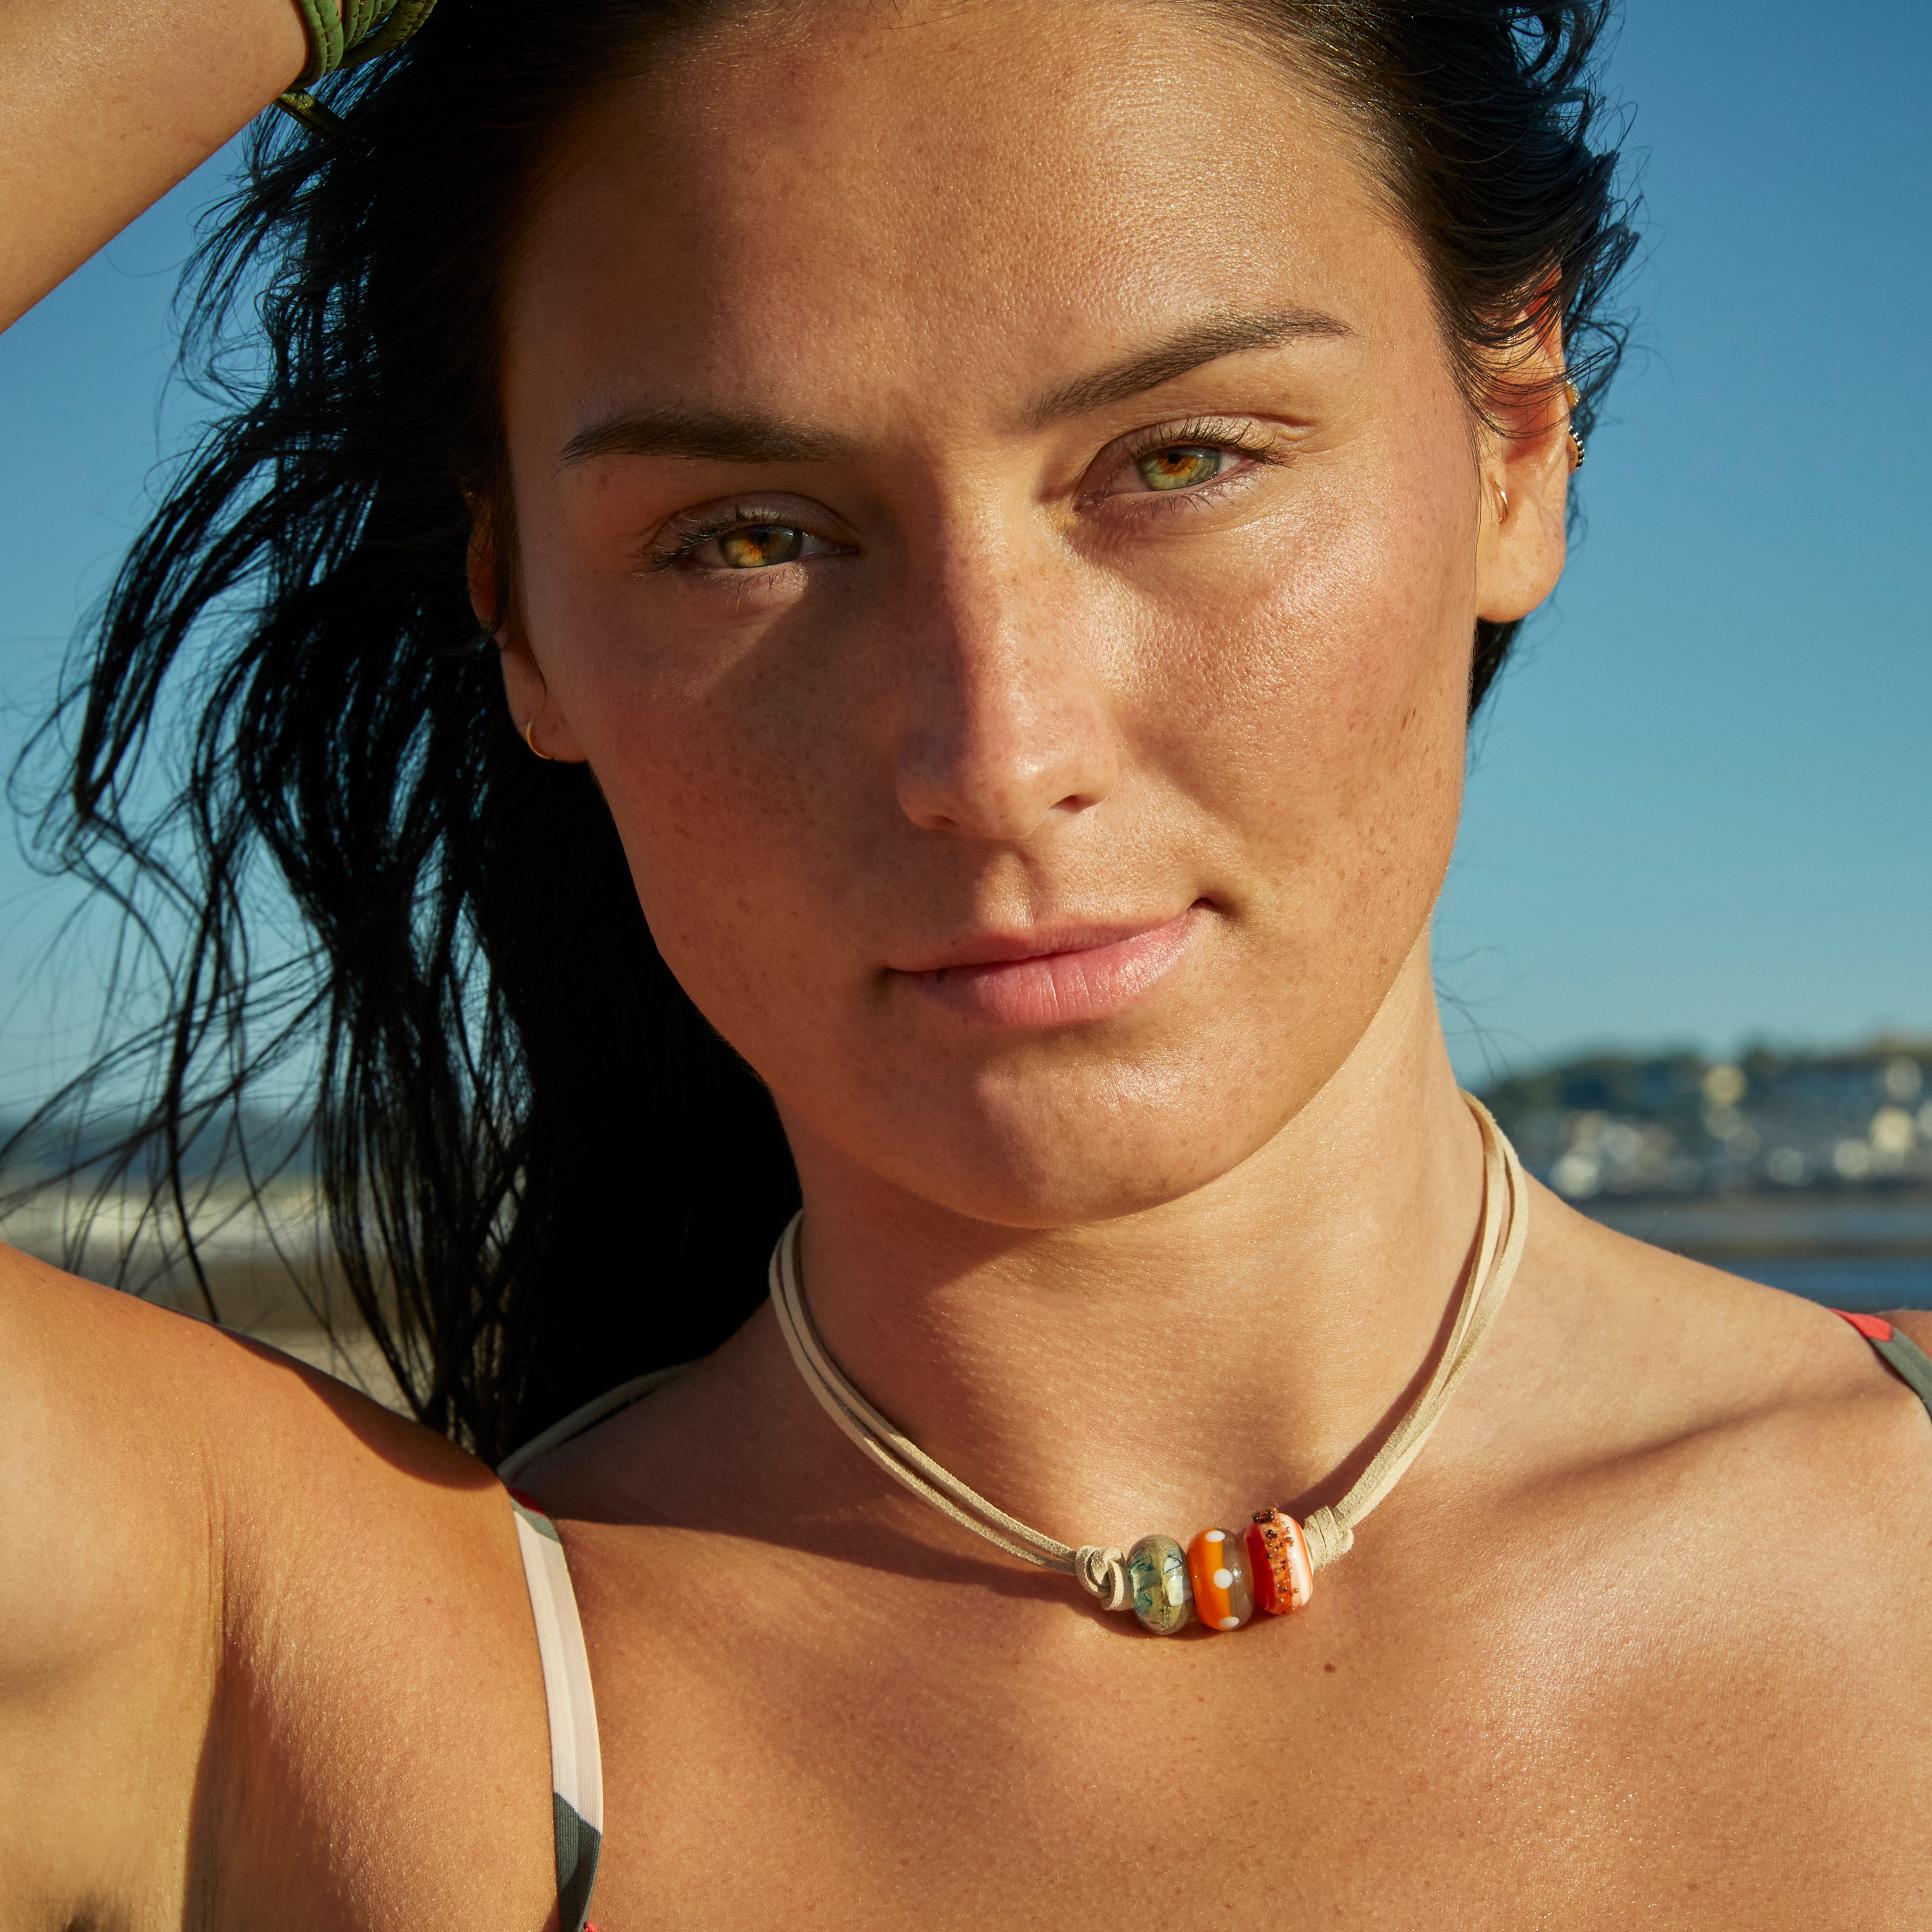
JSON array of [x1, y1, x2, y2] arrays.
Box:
[[273, 90, 348, 137], [554, 1795, 602, 1932], [512, 1498, 563, 1545], [340, 0, 441, 70], [289, 0, 342, 84], [1872, 1330, 1932, 1417], [275, 0, 441, 135]]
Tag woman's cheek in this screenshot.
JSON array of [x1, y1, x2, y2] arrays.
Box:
[[1130, 472, 1466, 824], [551, 606, 853, 1027]]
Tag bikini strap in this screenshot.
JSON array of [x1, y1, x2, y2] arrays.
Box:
[[507, 1492, 603, 1932], [1831, 1309, 1932, 1416], [496, 1371, 695, 1932], [498, 1363, 692, 1486]]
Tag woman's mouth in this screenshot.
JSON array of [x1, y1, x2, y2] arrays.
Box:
[[889, 902, 1209, 1028]]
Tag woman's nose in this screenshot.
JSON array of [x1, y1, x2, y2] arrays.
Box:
[[889, 553, 1122, 843]]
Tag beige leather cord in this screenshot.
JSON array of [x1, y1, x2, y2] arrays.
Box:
[[772, 1093, 1529, 1613], [1298, 1095, 1529, 1568], [770, 1225, 1134, 1605]]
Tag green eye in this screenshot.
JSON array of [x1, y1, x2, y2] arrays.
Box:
[[717, 524, 806, 569], [1134, 445, 1226, 492]]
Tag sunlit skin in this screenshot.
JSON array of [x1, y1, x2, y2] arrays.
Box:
[[491, 11, 1549, 1247], [476, 9, 1932, 1924], [5, 2, 1932, 1926], [477, 1, 1581, 1539]]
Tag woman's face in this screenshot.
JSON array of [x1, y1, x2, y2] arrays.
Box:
[[492, 0, 1561, 1227]]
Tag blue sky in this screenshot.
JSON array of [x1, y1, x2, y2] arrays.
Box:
[[2, 2, 1928, 1109], [1438, 2, 1932, 1080]]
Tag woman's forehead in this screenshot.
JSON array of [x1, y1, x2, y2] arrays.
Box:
[[506, 0, 1420, 445]]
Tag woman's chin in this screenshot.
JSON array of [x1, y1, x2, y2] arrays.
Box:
[[872, 1142, 1254, 1232], [788, 1040, 1322, 1231]]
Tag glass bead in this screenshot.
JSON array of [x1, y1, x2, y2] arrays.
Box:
[[1245, 1508, 1313, 1616], [1126, 1533, 1194, 1635], [1185, 1527, 1254, 1632]]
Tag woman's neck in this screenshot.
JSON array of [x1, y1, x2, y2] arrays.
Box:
[[772, 940, 1489, 1550]]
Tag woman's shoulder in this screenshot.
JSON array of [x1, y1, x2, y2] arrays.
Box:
[[1557, 1190, 1925, 1390], [1455, 1200, 1932, 1844], [1516, 1194, 1932, 1624], [0, 1240, 270, 1680], [0, 1234, 501, 1562], [1528, 1192, 1932, 1460], [0, 1240, 557, 1926]]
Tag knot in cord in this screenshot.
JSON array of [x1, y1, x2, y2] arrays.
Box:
[[1301, 1506, 1353, 1571], [1075, 1545, 1131, 1612], [768, 1095, 1527, 1618]]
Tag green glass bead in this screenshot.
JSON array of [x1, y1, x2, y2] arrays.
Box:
[[1127, 1533, 1195, 1636]]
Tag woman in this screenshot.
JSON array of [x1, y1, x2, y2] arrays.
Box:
[[3, 1, 1928, 1923]]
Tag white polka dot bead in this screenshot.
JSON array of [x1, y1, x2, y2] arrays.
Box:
[[1184, 1526, 1254, 1633]]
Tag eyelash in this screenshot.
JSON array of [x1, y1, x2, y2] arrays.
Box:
[[1097, 416, 1285, 506], [637, 501, 813, 574], [636, 416, 1287, 576]]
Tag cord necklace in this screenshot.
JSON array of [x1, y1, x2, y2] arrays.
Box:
[[771, 1093, 1528, 1633]]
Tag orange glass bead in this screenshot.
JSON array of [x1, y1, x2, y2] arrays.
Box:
[[1184, 1527, 1254, 1632], [1245, 1508, 1313, 1616]]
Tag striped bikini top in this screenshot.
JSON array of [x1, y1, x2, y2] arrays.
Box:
[[497, 1367, 686, 1932], [492, 1313, 1932, 1932]]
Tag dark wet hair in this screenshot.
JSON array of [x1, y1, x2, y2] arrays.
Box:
[[9, 0, 1636, 1462]]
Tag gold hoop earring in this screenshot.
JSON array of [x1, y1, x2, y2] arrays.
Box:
[[523, 716, 556, 761], [1493, 480, 1509, 522]]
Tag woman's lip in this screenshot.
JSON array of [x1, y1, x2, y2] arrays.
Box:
[[890, 904, 1208, 1028]]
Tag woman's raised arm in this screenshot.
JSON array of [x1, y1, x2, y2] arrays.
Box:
[[0, 0, 306, 330]]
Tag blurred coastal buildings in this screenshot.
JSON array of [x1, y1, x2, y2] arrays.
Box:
[[1481, 1042, 1932, 1309], [1483, 1043, 1932, 1201]]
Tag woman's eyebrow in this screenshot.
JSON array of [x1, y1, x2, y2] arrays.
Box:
[[1028, 307, 1351, 428], [558, 307, 1349, 468], [559, 409, 862, 468]]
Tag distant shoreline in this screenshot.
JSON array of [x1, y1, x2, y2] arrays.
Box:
[[1582, 1190, 1932, 1260]]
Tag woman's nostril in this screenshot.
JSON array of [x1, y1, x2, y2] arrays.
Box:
[[896, 736, 1119, 843]]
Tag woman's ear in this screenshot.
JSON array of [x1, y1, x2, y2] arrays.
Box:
[[1473, 302, 1576, 627], [467, 498, 587, 764]]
